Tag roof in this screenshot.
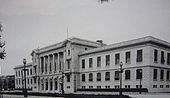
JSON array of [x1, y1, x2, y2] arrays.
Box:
[[79, 36, 170, 56], [14, 62, 33, 69], [32, 37, 105, 54]]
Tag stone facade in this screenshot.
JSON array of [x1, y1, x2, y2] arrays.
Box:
[[29, 36, 170, 93], [14, 62, 33, 90]]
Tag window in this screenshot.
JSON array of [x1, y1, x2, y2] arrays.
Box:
[[97, 56, 101, 67], [136, 85, 142, 88], [89, 58, 93, 68], [82, 74, 85, 82], [30, 68, 32, 75], [97, 86, 101, 88], [161, 51, 165, 64], [126, 51, 131, 64], [46, 79, 48, 90], [167, 53, 170, 65], [41, 57, 44, 73], [49, 63, 52, 72], [106, 55, 110, 66], [105, 72, 110, 81], [27, 70, 29, 76], [18, 70, 20, 77], [160, 69, 164, 81], [153, 69, 158, 80], [89, 86, 93, 88], [16, 71, 17, 77], [166, 70, 170, 81], [97, 73, 101, 81], [82, 59, 85, 69], [50, 79, 53, 90], [125, 85, 130, 88], [125, 70, 130, 80], [67, 59, 71, 69], [137, 50, 143, 62], [89, 73, 93, 82], [67, 75, 70, 82], [136, 69, 142, 79], [154, 49, 158, 63], [55, 78, 58, 90], [105, 85, 110, 88], [153, 85, 157, 88], [68, 50, 70, 55], [115, 71, 120, 80], [160, 85, 164, 88], [82, 86, 86, 89], [115, 53, 120, 64], [166, 85, 169, 88]]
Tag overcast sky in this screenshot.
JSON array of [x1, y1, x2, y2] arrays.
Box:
[[0, 0, 170, 75]]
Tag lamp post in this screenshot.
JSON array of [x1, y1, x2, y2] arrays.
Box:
[[23, 58, 27, 97], [139, 70, 142, 94], [119, 62, 123, 96]]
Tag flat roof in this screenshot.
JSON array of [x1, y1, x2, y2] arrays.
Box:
[[79, 36, 170, 56]]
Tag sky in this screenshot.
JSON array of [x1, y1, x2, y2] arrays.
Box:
[[0, 0, 170, 75]]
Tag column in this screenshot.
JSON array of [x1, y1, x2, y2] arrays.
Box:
[[43, 56, 45, 74], [58, 53, 60, 73]]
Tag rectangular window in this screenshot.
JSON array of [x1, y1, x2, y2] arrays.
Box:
[[125, 70, 131, 80], [89, 73, 93, 82], [82, 59, 85, 69], [67, 59, 71, 69], [115, 53, 120, 64], [106, 55, 110, 66], [68, 50, 70, 55], [67, 75, 70, 82], [166, 70, 170, 81], [136, 69, 142, 79], [153, 69, 158, 80], [167, 53, 170, 65], [153, 85, 157, 88], [137, 49, 143, 62], [160, 69, 164, 81], [82, 74, 85, 82], [154, 49, 158, 63], [115, 71, 120, 80], [161, 51, 165, 64], [97, 73, 101, 81], [125, 51, 131, 64], [105, 72, 110, 81], [89, 58, 93, 68], [97, 56, 101, 67]]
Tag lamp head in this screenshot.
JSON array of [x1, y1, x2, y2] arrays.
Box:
[[23, 58, 27, 64]]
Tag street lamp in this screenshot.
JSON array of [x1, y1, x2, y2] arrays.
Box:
[[139, 70, 142, 94], [23, 58, 28, 97], [119, 62, 123, 96]]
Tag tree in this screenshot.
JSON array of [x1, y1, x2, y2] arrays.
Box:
[[0, 23, 6, 59]]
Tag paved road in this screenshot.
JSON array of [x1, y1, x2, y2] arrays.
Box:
[[0, 94, 64, 98], [129, 93, 170, 98]]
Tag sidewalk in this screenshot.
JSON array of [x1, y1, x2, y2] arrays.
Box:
[[1, 94, 64, 98]]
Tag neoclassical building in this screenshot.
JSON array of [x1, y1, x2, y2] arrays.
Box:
[[30, 36, 170, 93], [14, 62, 33, 90]]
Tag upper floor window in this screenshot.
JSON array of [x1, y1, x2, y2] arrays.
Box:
[[105, 72, 110, 81], [68, 50, 70, 55], [125, 70, 131, 80], [89, 58, 93, 68], [97, 72, 101, 81], [115, 53, 120, 64], [67, 59, 71, 69], [167, 53, 170, 65], [154, 49, 158, 63], [27, 69, 29, 76], [16, 71, 18, 77], [106, 55, 110, 66], [160, 69, 164, 81], [153, 69, 158, 81], [67, 75, 70, 82], [30, 68, 32, 75], [125, 51, 131, 64], [89, 73, 93, 82], [137, 50, 143, 62], [161, 51, 165, 64], [82, 74, 85, 82], [82, 59, 85, 69], [115, 71, 120, 80], [136, 69, 142, 79], [97, 56, 101, 67]]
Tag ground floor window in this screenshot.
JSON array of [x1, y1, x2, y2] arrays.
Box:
[[153, 85, 157, 88], [55, 78, 58, 90]]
